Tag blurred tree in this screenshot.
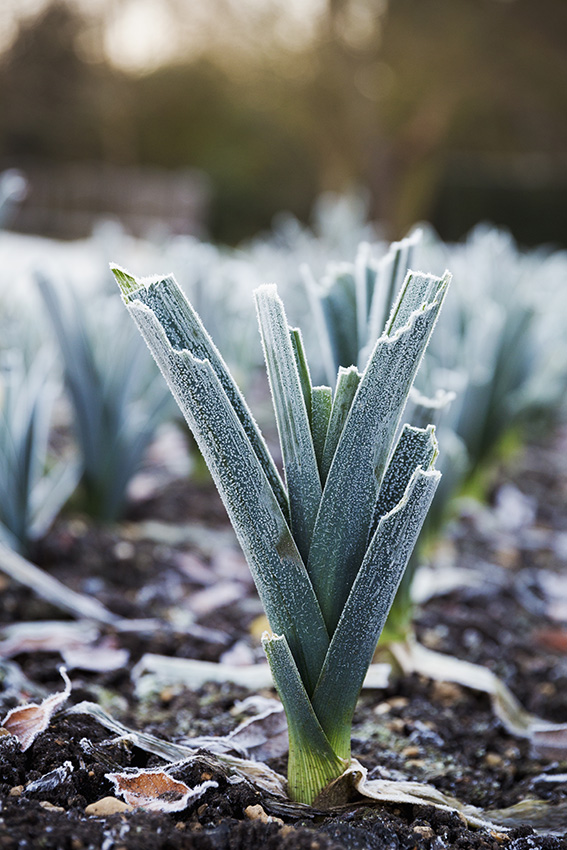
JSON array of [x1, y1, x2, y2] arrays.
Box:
[[1, 0, 565, 243], [0, 1, 107, 160], [375, 0, 567, 238], [129, 60, 319, 242], [266, 0, 567, 239]]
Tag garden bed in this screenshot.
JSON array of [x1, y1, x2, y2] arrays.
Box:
[[0, 426, 566, 849]]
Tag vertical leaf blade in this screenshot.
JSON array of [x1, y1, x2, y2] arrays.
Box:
[[115, 272, 330, 694], [311, 466, 440, 757], [263, 632, 346, 803], [289, 327, 312, 421], [321, 366, 361, 483], [255, 286, 322, 563], [113, 267, 289, 521], [361, 231, 422, 369], [310, 385, 333, 478], [308, 271, 451, 634]]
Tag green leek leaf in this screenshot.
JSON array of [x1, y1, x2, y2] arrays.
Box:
[[320, 366, 361, 483], [113, 270, 329, 694], [311, 465, 440, 758], [308, 272, 451, 634], [263, 632, 346, 803], [310, 386, 333, 477], [113, 266, 289, 521], [255, 285, 321, 563]]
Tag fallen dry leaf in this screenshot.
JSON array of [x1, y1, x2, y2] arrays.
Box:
[[183, 697, 288, 760], [106, 766, 217, 813], [187, 580, 245, 616], [61, 641, 130, 672], [315, 760, 510, 830], [533, 628, 567, 653], [1, 667, 72, 750], [531, 725, 567, 760], [0, 621, 99, 659], [391, 639, 567, 768]]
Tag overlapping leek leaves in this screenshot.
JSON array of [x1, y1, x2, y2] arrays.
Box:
[[113, 262, 450, 804]]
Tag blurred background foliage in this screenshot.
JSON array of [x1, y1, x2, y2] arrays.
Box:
[[0, 0, 565, 244]]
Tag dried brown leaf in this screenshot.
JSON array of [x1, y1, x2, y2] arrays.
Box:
[[1, 667, 72, 750], [106, 767, 217, 812]]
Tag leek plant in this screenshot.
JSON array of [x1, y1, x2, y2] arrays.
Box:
[[0, 349, 78, 553], [303, 231, 422, 386], [37, 275, 172, 522], [113, 261, 449, 804], [419, 225, 567, 479], [0, 169, 27, 229], [304, 233, 445, 646]]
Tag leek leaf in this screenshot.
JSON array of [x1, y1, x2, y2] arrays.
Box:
[[263, 632, 346, 803], [308, 272, 450, 634], [255, 286, 321, 563], [320, 366, 361, 483], [311, 466, 440, 757], [113, 270, 329, 694], [310, 386, 333, 477], [113, 267, 289, 521]]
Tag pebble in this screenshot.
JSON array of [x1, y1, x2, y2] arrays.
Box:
[[159, 686, 178, 704], [490, 830, 511, 843], [244, 804, 284, 826], [113, 541, 135, 560], [431, 681, 463, 705], [413, 825, 435, 839], [39, 801, 65, 812], [85, 797, 132, 816], [388, 697, 409, 710], [9, 786, 23, 797], [485, 752, 504, 768]]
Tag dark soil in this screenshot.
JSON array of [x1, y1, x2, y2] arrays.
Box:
[[1, 428, 567, 849]]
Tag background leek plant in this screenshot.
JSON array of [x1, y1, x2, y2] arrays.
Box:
[[304, 226, 567, 643], [0, 168, 27, 230], [418, 224, 567, 482], [37, 275, 173, 522], [0, 347, 79, 554], [113, 261, 450, 804], [302, 230, 422, 387], [302, 232, 455, 646]]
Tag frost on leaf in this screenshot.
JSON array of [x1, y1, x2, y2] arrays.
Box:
[[183, 697, 288, 761], [1, 667, 72, 750], [106, 766, 217, 812]]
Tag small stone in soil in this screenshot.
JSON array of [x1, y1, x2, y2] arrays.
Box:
[[85, 796, 133, 815]]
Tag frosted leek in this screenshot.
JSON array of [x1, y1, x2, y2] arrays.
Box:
[[113, 262, 450, 803]]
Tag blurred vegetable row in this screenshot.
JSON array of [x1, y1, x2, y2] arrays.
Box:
[[1, 190, 566, 636]]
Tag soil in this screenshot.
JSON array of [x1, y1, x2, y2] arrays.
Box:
[[1, 426, 567, 849]]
